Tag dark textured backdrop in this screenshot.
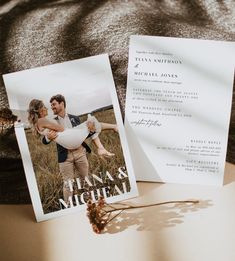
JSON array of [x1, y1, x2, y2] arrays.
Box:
[[0, 0, 234, 203]]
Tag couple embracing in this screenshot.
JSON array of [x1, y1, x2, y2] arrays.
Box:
[[27, 94, 118, 204]]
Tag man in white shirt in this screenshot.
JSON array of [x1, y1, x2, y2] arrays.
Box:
[[43, 94, 104, 205]]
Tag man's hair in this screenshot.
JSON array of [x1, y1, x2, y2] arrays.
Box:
[[50, 94, 66, 108]]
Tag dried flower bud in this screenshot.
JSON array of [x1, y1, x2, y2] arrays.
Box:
[[86, 197, 110, 234]]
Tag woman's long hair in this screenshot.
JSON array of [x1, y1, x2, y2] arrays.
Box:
[[28, 99, 44, 135]]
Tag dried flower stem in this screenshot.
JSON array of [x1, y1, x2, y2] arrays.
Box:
[[87, 198, 199, 233], [104, 199, 199, 214]]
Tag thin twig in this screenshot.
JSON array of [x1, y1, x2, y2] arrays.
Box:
[[106, 209, 125, 225], [105, 200, 199, 214]]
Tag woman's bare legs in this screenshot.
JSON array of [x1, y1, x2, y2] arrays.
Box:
[[100, 122, 118, 132], [86, 117, 118, 157], [86, 120, 118, 133], [93, 136, 115, 157]]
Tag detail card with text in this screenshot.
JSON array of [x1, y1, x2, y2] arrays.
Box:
[[125, 35, 235, 186]]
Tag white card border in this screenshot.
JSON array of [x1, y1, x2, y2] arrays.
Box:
[[5, 54, 138, 222]]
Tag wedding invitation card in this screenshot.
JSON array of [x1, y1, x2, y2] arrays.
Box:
[[125, 35, 235, 186], [3, 54, 138, 221]]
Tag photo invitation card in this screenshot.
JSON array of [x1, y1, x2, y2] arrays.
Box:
[[125, 35, 235, 186], [3, 54, 138, 221]]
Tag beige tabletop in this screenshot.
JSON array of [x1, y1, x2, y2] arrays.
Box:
[[1, 162, 235, 261]]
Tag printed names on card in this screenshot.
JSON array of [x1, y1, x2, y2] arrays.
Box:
[[125, 36, 235, 185]]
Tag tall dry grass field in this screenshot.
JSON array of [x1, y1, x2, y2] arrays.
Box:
[[26, 108, 130, 214]]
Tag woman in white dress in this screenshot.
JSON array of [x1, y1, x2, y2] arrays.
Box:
[[28, 99, 118, 156]]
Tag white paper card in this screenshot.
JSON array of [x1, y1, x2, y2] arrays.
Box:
[[125, 35, 235, 186], [3, 54, 138, 221]]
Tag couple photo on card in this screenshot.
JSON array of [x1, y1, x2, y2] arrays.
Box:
[[28, 94, 119, 208], [3, 54, 138, 221]]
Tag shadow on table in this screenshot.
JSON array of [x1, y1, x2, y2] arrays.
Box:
[[104, 199, 212, 234], [0, 205, 49, 261]]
